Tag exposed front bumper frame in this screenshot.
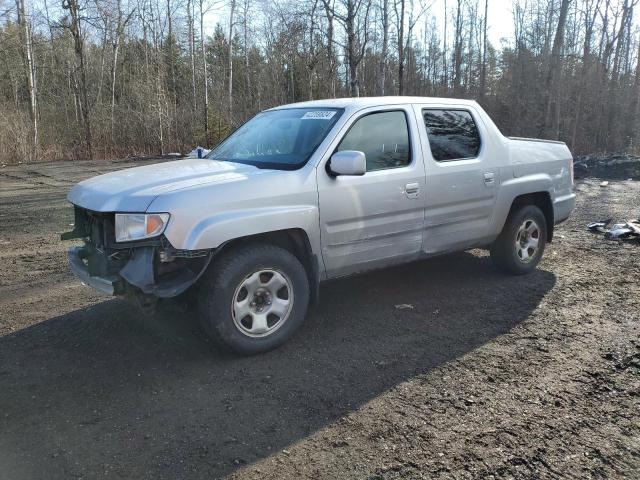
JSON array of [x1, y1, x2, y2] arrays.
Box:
[[68, 247, 116, 296]]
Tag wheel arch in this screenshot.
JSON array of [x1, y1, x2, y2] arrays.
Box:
[[508, 192, 554, 242], [213, 228, 321, 306]]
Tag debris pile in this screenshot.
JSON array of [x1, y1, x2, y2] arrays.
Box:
[[588, 218, 640, 241], [573, 153, 640, 180]]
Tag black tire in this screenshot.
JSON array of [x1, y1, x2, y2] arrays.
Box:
[[490, 205, 547, 275], [198, 244, 310, 355]]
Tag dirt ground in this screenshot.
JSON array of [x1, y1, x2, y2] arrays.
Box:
[[0, 159, 638, 480]]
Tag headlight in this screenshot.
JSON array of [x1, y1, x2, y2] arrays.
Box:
[[115, 213, 170, 242]]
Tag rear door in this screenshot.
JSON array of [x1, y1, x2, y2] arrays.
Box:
[[413, 105, 499, 254], [317, 105, 426, 278]]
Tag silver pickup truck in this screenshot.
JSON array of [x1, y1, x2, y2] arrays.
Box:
[[64, 96, 575, 354]]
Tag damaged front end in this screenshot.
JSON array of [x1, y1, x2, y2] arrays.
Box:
[[63, 206, 212, 310]]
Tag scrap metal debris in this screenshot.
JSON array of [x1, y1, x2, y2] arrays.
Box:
[[588, 218, 640, 241], [395, 304, 415, 310], [587, 219, 612, 233]]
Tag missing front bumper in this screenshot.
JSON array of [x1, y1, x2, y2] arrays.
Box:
[[68, 247, 117, 296], [67, 245, 213, 299]]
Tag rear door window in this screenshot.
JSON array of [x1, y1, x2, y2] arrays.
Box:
[[337, 110, 411, 171], [422, 109, 481, 161]]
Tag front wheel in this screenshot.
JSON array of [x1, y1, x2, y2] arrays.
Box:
[[198, 244, 310, 355], [490, 205, 547, 275]]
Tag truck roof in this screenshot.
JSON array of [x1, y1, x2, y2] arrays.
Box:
[[269, 96, 480, 113]]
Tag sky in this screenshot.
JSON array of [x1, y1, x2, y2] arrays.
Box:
[[430, 0, 515, 47], [203, 0, 517, 48], [485, 1, 516, 46]]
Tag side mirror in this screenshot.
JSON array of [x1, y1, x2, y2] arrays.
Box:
[[328, 150, 366, 176]]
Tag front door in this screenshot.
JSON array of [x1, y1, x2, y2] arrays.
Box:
[[317, 106, 427, 278]]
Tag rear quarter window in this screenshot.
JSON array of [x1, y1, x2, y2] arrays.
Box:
[[422, 109, 481, 161]]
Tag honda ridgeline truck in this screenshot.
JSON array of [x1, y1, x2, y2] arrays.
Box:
[[64, 97, 575, 354]]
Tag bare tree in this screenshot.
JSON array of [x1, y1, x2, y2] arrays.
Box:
[[542, 0, 571, 138], [15, 0, 37, 154], [241, 0, 252, 108], [1, 0, 640, 163], [186, 0, 197, 113], [396, 0, 424, 95], [228, 0, 236, 120], [322, 0, 337, 97], [443, 0, 448, 87], [63, 0, 93, 159], [96, 0, 135, 141], [479, 0, 488, 98], [396, 0, 406, 94], [323, 0, 372, 96], [200, 0, 210, 144], [452, 0, 463, 94], [377, 0, 389, 95], [627, 36, 640, 147]]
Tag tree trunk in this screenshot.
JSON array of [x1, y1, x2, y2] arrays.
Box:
[[243, 0, 252, 111], [322, 0, 336, 98], [95, 29, 107, 107], [377, 0, 389, 95], [345, 0, 361, 97], [479, 0, 488, 98], [571, 0, 601, 151], [397, 0, 406, 95], [452, 0, 463, 95], [150, 2, 164, 155], [443, 0, 448, 88], [16, 0, 37, 156], [542, 0, 571, 139], [629, 37, 640, 147], [187, 0, 197, 114], [64, 0, 93, 160], [110, 34, 120, 140], [611, 0, 631, 83], [228, 0, 236, 122], [166, 0, 178, 147], [110, 0, 123, 141], [200, 0, 210, 145]]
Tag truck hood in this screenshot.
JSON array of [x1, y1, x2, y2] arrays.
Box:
[[67, 159, 263, 212]]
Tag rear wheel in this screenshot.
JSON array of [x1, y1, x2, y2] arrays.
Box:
[[198, 244, 310, 355], [490, 205, 547, 275]]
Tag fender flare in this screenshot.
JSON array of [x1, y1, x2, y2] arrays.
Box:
[[492, 174, 554, 237], [180, 205, 321, 253]]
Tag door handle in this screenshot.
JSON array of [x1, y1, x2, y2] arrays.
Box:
[[483, 172, 495, 186], [404, 182, 420, 199]]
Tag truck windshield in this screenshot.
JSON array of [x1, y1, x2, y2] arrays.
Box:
[[206, 108, 343, 170]]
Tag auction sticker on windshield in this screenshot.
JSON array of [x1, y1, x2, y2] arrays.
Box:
[[301, 111, 337, 120]]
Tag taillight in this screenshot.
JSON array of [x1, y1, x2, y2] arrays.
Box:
[[569, 158, 574, 185]]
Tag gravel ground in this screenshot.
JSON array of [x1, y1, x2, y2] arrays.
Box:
[[0, 159, 638, 479]]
